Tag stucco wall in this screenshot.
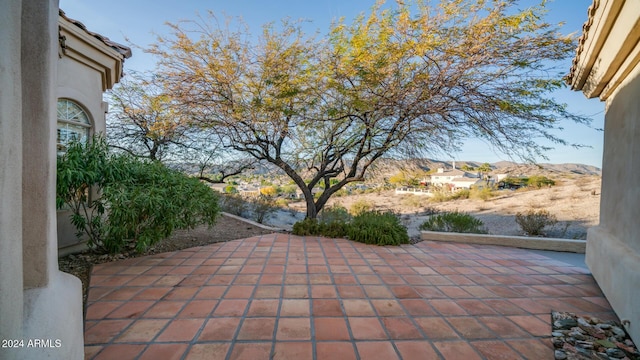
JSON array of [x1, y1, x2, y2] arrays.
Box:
[[586, 62, 640, 344], [0, 0, 26, 343], [1, 1, 85, 359], [56, 51, 108, 249]]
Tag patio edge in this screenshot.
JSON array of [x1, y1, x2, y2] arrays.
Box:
[[420, 231, 586, 253]]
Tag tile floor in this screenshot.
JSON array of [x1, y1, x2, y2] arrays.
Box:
[[84, 234, 616, 359]]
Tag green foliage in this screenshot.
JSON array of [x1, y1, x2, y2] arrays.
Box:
[[293, 210, 409, 246], [224, 184, 238, 193], [347, 211, 410, 246], [57, 137, 220, 254], [150, 0, 588, 220], [526, 175, 555, 188], [104, 159, 219, 253], [349, 199, 374, 216], [477, 163, 492, 173], [292, 218, 322, 236], [501, 177, 528, 188], [419, 211, 487, 234], [320, 220, 350, 238], [319, 205, 352, 224], [515, 209, 557, 235]]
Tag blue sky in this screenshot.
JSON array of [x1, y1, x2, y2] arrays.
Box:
[[60, 0, 604, 167]]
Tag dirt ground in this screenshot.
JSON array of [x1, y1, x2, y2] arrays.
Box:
[[268, 174, 601, 239]]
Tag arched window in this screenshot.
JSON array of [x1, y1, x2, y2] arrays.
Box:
[[57, 99, 91, 155]]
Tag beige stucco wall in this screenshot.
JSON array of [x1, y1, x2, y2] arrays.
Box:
[[586, 61, 640, 344], [0, 0, 26, 344], [56, 48, 109, 250], [0, 1, 84, 359]]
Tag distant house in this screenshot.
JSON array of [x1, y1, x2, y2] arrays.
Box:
[[428, 167, 480, 190]]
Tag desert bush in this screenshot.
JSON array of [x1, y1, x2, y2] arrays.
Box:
[[470, 187, 495, 201], [274, 198, 290, 207], [259, 186, 278, 197], [349, 199, 374, 215], [57, 138, 219, 254], [249, 197, 278, 224], [501, 176, 528, 188], [419, 211, 487, 234], [450, 189, 470, 200], [515, 209, 557, 235], [224, 184, 238, 193], [430, 190, 452, 203], [527, 175, 555, 188], [400, 195, 424, 208], [219, 193, 248, 216], [347, 211, 410, 246]]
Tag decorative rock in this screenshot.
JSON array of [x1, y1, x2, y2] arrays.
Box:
[[553, 338, 564, 348], [578, 318, 593, 328], [576, 340, 594, 349], [555, 319, 579, 330], [552, 311, 639, 360], [570, 331, 587, 340], [612, 327, 626, 338], [554, 350, 567, 360], [605, 348, 625, 358]]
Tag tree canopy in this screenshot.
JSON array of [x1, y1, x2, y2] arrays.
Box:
[[147, 0, 589, 218]]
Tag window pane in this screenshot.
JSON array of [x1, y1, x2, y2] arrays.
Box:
[[57, 99, 91, 156]]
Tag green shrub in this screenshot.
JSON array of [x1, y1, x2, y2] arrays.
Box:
[[292, 218, 322, 236], [57, 138, 220, 254], [104, 159, 219, 253], [515, 209, 557, 235], [319, 205, 352, 223], [349, 199, 374, 215], [419, 211, 487, 234], [501, 176, 528, 188], [527, 175, 555, 188], [293, 210, 408, 245], [224, 184, 238, 193], [320, 220, 349, 238], [347, 211, 409, 246]]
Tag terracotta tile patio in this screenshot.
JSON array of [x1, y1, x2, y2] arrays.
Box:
[[84, 234, 616, 359]]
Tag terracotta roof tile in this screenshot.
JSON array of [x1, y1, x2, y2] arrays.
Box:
[[59, 9, 132, 59], [567, 0, 599, 87]]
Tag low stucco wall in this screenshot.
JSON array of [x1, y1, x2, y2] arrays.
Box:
[[420, 231, 586, 253]]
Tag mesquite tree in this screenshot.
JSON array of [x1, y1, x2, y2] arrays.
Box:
[[149, 0, 589, 218]]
